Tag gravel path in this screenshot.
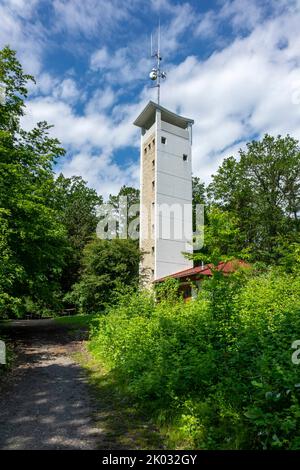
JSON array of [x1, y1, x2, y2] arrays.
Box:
[[0, 320, 102, 450]]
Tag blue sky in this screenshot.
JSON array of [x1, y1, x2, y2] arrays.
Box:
[[1, 0, 300, 197]]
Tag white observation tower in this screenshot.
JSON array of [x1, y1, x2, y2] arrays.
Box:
[[133, 26, 194, 287]]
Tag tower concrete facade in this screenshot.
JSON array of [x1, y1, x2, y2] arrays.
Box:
[[134, 101, 194, 286]]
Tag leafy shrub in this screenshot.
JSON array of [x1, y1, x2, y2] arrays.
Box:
[[68, 238, 141, 313]]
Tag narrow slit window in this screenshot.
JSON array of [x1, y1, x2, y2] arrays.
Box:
[[152, 159, 155, 167], [183, 154, 188, 161], [161, 136, 166, 144], [148, 143, 151, 150], [152, 181, 155, 189], [144, 147, 147, 154]]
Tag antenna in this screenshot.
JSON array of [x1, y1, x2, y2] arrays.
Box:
[[148, 20, 166, 105], [158, 19, 160, 58]]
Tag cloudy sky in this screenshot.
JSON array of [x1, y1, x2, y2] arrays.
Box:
[[2, 0, 300, 197]]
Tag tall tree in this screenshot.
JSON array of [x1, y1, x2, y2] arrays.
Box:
[[192, 206, 248, 265], [0, 47, 68, 317], [67, 238, 141, 313], [208, 134, 300, 262], [107, 185, 140, 239], [54, 175, 103, 292]]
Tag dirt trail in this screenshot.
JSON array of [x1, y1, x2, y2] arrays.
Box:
[[0, 320, 102, 450]]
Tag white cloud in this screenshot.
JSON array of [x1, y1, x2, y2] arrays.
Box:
[[195, 11, 218, 39], [27, 72, 83, 104], [11, 0, 300, 198], [23, 91, 144, 150], [85, 87, 116, 113], [90, 45, 151, 85], [23, 97, 110, 149], [22, 93, 143, 197], [53, 78, 81, 102], [59, 150, 139, 198], [90, 47, 109, 69], [159, 2, 197, 55], [194, 0, 285, 40], [1, 0, 40, 18], [90, 46, 130, 75], [33, 73, 59, 95], [23, 1, 300, 194], [150, 0, 172, 11], [154, 5, 300, 182], [0, 0, 45, 75], [52, 0, 135, 37], [89, 1, 200, 87], [220, 0, 265, 32]]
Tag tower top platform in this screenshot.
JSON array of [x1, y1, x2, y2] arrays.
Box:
[[133, 100, 194, 131]]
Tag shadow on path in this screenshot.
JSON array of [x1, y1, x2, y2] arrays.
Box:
[[0, 320, 102, 449]]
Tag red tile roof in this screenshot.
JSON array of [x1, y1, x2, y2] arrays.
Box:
[[154, 259, 250, 283]]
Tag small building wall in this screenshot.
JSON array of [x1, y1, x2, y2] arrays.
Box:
[[139, 126, 156, 286], [155, 113, 193, 280]]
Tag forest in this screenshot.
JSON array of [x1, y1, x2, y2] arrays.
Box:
[[1, 46, 300, 449]]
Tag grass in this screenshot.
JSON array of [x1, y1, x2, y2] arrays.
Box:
[[54, 313, 97, 329], [0, 312, 165, 448], [74, 347, 164, 450], [56, 314, 164, 448]]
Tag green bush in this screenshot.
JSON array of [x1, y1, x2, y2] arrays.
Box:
[[233, 272, 300, 449], [90, 268, 300, 449]]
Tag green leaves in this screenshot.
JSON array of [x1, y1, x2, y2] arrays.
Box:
[[53, 174, 103, 293], [208, 134, 300, 263], [90, 267, 300, 449], [0, 47, 69, 317], [0, 46, 35, 132], [194, 207, 247, 265], [68, 238, 141, 314]]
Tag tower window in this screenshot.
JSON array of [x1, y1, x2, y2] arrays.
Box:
[[152, 180, 155, 189], [161, 136, 166, 144], [148, 143, 151, 150], [153, 138, 155, 145], [152, 246, 155, 255], [152, 159, 155, 167], [144, 147, 147, 154], [183, 154, 188, 161]]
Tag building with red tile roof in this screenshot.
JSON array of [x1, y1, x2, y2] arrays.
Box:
[[155, 259, 250, 300]]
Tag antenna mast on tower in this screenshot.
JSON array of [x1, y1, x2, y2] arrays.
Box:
[[149, 20, 166, 105]]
